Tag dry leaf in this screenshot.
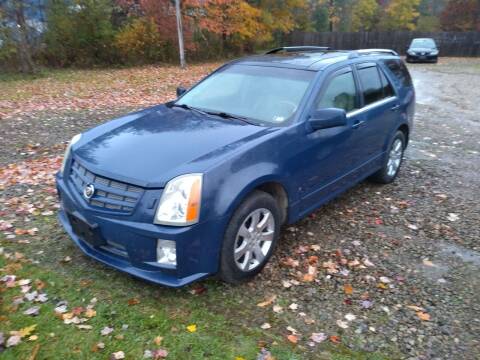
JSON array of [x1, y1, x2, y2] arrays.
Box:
[[416, 311, 431, 321], [344, 284, 353, 295], [286, 334, 298, 344], [128, 298, 140, 306], [257, 295, 276, 307], [85, 309, 96, 318]]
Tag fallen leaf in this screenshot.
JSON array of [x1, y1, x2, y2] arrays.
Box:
[[310, 332, 327, 343], [77, 325, 93, 330], [186, 324, 197, 333], [61, 256, 71, 263], [422, 259, 436, 267], [257, 295, 276, 307], [110, 351, 125, 360], [92, 342, 105, 352], [272, 305, 283, 314], [329, 335, 341, 343], [344, 284, 353, 295], [85, 309, 96, 318], [344, 313, 356, 321], [416, 311, 431, 321], [288, 303, 298, 311], [23, 306, 40, 316], [336, 320, 349, 329], [286, 334, 298, 344], [101, 326, 114, 336], [447, 213, 459, 222], [19, 324, 37, 338], [406, 305, 424, 312], [128, 298, 140, 306], [260, 323, 271, 330], [28, 335, 38, 341], [7, 335, 21, 347], [151, 349, 168, 359]]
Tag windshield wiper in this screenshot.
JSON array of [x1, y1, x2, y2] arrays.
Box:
[[204, 110, 258, 126], [168, 103, 209, 116]]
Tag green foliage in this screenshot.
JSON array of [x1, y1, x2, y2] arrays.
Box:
[[43, 0, 116, 66], [351, 0, 379, 31], [416, 15, 440, 31], [115, 18, 166, 64], [381, 0, 421, 30]]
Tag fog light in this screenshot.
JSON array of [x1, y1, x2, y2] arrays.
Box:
[[156, 239, 176, 266]]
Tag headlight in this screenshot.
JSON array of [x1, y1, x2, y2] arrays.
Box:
[[407, 50, 414, 55], [60, 134, 81, 174], [431, 50, 439, 55], [154, 174, 203, 226]]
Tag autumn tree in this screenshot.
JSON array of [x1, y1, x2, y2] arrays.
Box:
[[351, 0, 379, 31], [381, 0, 421, 30], [440, 0, 480, 31]]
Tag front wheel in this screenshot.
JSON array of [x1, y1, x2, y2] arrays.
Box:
[[370, 131, 406, 184], [219, 191, 281, 284]]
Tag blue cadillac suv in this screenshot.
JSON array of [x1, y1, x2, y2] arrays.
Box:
[[56, 47, 415, 287]]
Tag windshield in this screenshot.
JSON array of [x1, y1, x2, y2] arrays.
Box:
[[410, 39, 436, 49], [176, 65, 315, 126]]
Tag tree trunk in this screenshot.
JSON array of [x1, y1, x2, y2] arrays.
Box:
[[14, 0, 36, 73]]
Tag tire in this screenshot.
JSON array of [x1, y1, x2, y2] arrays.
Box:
[[219, 190, 281, 284], [370, 130, 406, 184]]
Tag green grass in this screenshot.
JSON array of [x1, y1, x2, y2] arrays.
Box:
[[0, 213, 392, 359]]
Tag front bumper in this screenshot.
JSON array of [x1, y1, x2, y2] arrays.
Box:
[[406, 54, 438, 63], [56, 173, 227, 287]]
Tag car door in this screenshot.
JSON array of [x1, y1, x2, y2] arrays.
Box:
[[297, 66, 365, 215], [354, 62, 400, 161]]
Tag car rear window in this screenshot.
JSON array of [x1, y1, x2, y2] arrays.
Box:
[[383, 59, 413, 88], [357, 66, 384, 106]]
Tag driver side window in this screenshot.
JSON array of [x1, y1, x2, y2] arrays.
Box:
[[316, 71, 358, 112]]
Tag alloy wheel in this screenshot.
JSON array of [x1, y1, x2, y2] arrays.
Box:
[[387, 138, 403, 177], [234, 208, 275, 271]]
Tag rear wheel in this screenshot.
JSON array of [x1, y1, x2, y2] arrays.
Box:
[[219, 191, 281, 284], [370, 131, 406, 184]]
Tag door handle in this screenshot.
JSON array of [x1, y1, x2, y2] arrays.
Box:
[[390, 104, 400, 111], [351, 120, 365, 129]]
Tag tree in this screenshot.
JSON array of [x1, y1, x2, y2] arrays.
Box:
[[416, 15, 440, 31], [44, 0, 116, 66], [381, 0, 421, 30], [351, 0, 379, 31], [0, 0, 38, 73], [440, 0, 480, 31]]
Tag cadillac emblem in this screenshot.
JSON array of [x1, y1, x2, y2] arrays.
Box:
[[83, 184, 95, 199]]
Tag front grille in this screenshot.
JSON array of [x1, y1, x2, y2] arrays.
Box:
[[69, 159, 144, 214]]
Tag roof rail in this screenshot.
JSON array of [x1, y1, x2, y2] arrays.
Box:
[[265, 46, 332, 54], [348, 49, 398, 58]]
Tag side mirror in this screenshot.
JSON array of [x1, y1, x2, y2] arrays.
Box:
[[308, 108, 347, 131], [176, 86, 187, 97]]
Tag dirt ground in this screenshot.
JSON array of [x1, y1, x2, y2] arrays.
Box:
[[1, 58, 479, 359]]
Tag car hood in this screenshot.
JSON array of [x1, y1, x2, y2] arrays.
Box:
[[72, 105, 274, 187]]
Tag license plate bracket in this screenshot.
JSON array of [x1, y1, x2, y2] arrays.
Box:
[[68, 213, 105, 247]]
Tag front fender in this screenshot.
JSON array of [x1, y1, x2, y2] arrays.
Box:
[[203, 162, 292, 224]]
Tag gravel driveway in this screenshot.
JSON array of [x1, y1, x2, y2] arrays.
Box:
[[1, 59, 479, 359]]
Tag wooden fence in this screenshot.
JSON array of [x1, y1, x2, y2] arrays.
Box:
[[287, 31, 480, 57]]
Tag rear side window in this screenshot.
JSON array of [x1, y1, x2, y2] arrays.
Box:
[[379, 68, 395, 98], [357, 66, 383, 106], [384, 59, 413, 87], [317, 71, 357, 112]]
